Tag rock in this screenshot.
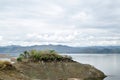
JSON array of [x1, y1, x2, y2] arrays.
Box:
[[14, 61, 106, 80]]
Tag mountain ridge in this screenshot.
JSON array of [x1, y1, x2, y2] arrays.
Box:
[[0, 45, 120, 53], [0, 44, 120, 53]]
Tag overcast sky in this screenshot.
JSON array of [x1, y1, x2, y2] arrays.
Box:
[[0, 0, 120, 46]]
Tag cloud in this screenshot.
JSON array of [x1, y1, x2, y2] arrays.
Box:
[[26, 31, 77, 43], [0, 36, 3, 41], [71, 11, 92, 22], [0, 0, 120, 46]]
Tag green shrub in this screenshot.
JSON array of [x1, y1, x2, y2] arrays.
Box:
[[17, 50, 73, 62], [17, 57, 22, 62]]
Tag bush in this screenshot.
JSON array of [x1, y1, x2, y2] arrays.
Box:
[[17, 57, 22, 62], [17, 50, 73, 62]]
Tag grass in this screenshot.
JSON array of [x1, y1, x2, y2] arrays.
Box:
[[17, 50, 73, 62], [0, 61, 15, 70]]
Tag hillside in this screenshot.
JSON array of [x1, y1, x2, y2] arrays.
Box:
[[0, 61, 106, 80], [0, 45, 120, 54], [0, 70, 31, 80], [14, 61, 106, 80], [0, 61, 31, 80]]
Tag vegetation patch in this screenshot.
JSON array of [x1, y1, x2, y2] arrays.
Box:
[[17, 50, 73, 62], [0, 61, 15, 70]]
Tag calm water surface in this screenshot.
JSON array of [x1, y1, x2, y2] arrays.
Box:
[[67, 54, 120, 80]]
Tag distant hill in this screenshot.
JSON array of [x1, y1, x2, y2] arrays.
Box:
[[0, 45, 120, 54]]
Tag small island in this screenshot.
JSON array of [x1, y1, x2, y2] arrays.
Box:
[[0, 50, 106, 80]]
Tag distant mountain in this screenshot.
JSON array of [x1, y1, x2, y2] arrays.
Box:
[[0, 45, 120, 53]]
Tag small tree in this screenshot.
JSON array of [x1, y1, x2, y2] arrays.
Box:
[[17, 57, 22, 62], [23, 51, 29, 58]]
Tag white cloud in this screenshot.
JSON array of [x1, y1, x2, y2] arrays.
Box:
[[64, 0, 80, 5], [0, 36, 3, 41], [0, 0, 119, 46], [26, 31, 78, 43], [72, 11, 91, 22], [42, 4, 64, 16]]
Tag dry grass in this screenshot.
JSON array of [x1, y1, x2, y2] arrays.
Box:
[[0, 60, 31, 80], [0, 60, 15, 70]]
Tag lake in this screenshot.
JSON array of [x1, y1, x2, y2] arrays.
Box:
[[0, 53, 120, 80], [67, 54, 120, 80]]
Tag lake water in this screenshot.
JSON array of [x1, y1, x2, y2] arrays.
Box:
[[67, 54, 120, 80]]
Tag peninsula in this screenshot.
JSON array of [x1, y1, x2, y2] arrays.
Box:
[[0, 50, 106, 80]]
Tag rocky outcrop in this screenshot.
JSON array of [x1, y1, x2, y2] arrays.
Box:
[[14, 62, 106, 80], [0, 61, 30, 80]]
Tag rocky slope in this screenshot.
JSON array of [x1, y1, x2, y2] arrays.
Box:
[[0, 70, 31, 80], [0, 61, 31, 80], [0, 61, 106, 80], [13, 61, 106, 80]]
